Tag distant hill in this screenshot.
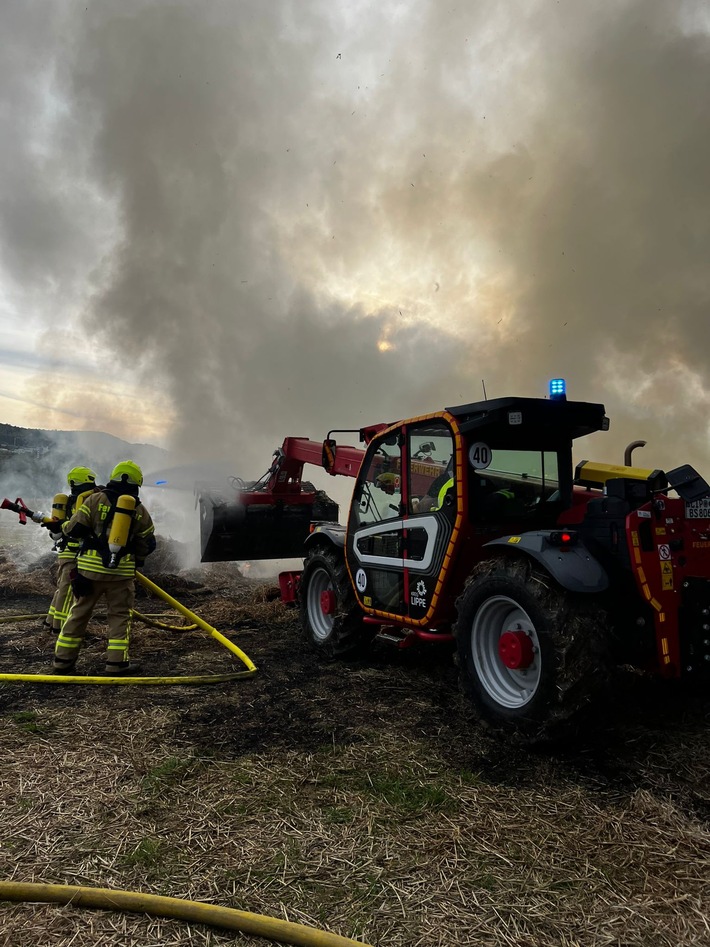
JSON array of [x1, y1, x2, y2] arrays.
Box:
[[0, 422, 54, 452], [0, 422, 169, 503]]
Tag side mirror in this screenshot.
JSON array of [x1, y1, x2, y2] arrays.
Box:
[[666, 465, 710, 502], [322, 438, 337, 473]]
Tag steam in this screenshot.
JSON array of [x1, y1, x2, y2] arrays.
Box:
[[0, 426, 171, 567], [2, 0, 710, 483]]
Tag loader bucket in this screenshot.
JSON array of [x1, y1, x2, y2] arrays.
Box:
[[197, 484, 339, 562]]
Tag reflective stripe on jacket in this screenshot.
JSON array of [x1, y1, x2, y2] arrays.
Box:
[[56, 541, 81, 562], [433, 477, 454, 511], [57, 491, 94, 561]]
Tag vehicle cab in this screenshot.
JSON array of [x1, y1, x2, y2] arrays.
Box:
[[344, 394, 608, 629]]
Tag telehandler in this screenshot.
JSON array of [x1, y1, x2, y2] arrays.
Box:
[[197, 380, 710, 736]]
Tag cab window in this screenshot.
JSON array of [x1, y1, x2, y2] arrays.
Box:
[[408, 423, 455, 515], [351, 436, 402, 527], [472, 449, 559, 520]]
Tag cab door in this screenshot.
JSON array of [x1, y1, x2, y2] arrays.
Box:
[[346, 419, 458, 623], [403, 420, 457, 622], [346, 429, 408, 617]]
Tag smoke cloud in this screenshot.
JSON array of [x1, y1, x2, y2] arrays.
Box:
[[2, 0, 710, 487]]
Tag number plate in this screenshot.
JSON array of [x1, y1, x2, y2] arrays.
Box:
[[686, 498, 710, 519]]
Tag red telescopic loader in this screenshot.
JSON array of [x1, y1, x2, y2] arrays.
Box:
[[196, 384, 710, 738]]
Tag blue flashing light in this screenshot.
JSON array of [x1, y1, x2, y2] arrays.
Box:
[[155, 480, 168, 485], [549, 378, 566, 401]]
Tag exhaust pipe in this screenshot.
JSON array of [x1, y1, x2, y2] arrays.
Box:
[[624, 440, 647, 466]]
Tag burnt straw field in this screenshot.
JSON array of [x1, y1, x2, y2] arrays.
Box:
[[0, 540, 709, 947]]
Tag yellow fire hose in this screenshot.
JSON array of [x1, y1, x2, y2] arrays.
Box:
[[136, 571, 255, 668], [0, 611, 196, 629], [0, 572, 257, 685], [132, 610, 197, 630], [0, 881, 372, 947]]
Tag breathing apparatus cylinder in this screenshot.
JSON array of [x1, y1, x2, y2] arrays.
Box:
[[107, 495, 136, 568], [73, 488, 96, 512], [51, 494, 69, 523]]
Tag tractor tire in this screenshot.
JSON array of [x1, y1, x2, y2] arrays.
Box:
[[299, 546, 369, 659], [454, 557, 610, 740]]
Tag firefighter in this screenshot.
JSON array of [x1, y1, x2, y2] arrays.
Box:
[[51, 460, 156, 675], [431, 474, 454, 511], [413, 460, 455, 514], [475, 475, 525, 520], [43, 465, 100, 634]]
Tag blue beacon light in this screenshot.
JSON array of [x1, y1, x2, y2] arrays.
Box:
[[549, 378, 566, 401]]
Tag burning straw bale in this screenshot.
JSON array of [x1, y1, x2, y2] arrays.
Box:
[[138, 535, 187, 575], [0, 551, 55, 598]]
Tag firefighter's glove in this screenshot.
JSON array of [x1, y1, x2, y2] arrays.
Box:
[[39, 519, 64, 542], [376, 473, 399, 495], [69, 568, 94, 600]]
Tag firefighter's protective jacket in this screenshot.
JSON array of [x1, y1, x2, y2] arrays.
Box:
[[61, 491, 155, 580], [57, 489, 97, 562]]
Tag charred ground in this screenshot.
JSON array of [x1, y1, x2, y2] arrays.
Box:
[[0, 541, 709, 945]]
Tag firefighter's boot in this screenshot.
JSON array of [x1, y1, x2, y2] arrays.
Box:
[[104, 661, 141, 676]]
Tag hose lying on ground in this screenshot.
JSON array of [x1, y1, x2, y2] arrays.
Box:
[[131, 610, 197, 630], [0, 611, 196, 630], [0, 571, 257, 684], [0, 881, 372, 947], [136, 571, 256, 673], [0, 670, 254, 684]]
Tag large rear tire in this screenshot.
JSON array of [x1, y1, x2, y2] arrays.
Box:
[[454, 557, 609, 739], [299, 546, 369, 658]]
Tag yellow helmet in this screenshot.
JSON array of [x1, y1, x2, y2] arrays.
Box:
[[110, 460, 143, 486], [66, 466, 98, 489]]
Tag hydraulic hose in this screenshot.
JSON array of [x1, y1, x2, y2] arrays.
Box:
[[0, 881, 371, 947]]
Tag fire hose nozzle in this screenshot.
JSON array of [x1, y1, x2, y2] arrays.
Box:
[[2, 497, 31, 524]]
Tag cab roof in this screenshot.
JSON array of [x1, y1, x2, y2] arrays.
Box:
[[445, 397, 608, 442]]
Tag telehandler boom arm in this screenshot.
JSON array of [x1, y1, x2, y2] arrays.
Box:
[[261, 436, 366, 497], [197, 429, 386, 562]]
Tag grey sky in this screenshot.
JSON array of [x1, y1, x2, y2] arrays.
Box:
[[1, 0, 710, 480]]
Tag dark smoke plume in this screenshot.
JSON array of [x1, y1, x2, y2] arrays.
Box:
[[2, 0, 710, 482]]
